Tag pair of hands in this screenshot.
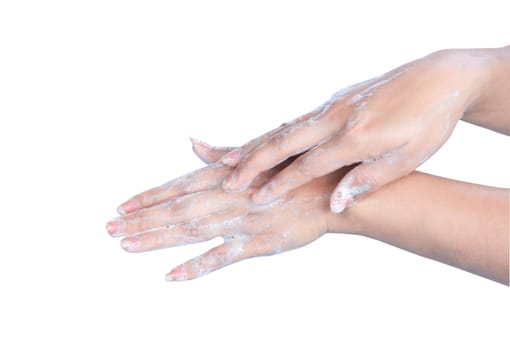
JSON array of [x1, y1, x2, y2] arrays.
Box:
[[107, 144, 347, 281], [107, 48, 491, 280]]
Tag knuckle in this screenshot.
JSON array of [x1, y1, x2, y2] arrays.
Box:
[[268, 131, 288, 150], [266, 180, 283, 196], [293, 156, 314, 179], [253, 234, 278, 256], [239, 213, 263, 234], [294, 114, 309, 123], [243, 139, 258, 153], [239, 151, 266, 174], [182, 220, 201, 237], [124, 213, 144, 233], [133, 219, 145, 233], [168, 199, 186, 215], [131, 209, 145, 222], [325, 99, 347, 116], [346, 114, 371, 135], [244, 211, 262, 224], [338, 131, 364, 156], [236, 156, 255, 175]]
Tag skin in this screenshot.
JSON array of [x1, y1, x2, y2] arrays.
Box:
[[108, 142, 509, 284], [217, 46, 510, 213]]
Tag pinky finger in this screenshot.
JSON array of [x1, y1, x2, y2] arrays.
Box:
[[165, 230, 288, 281], [166, 240, 248, 281]]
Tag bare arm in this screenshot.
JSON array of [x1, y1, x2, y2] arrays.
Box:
[[330, 172, 509, 285]]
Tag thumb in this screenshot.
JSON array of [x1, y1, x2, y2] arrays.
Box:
[[330, 153, 413, 213], [190, 137, 236, 164]]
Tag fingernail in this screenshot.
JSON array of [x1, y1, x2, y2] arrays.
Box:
[[106, 219, 126, 236], [330, 190, 354, 214], [166, 266, 186, 282], [221, 148, 240, 166], [222, 169, 239, 190], [121, 236, 140, 252], [190, 137, 212, 149], [117, 199, 138, 215]]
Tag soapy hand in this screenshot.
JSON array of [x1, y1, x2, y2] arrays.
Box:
[[108, 141, 346, 281], [219, 49, 489, 212]]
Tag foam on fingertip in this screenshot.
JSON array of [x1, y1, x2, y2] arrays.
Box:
[[330, 183, 371, 214]]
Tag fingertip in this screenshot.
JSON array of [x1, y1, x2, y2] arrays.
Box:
[[330, 188, 354, 214], [191, 145, 210, 164], [116, 206, 126, 216], [106, 218, 126, 236], [330, 175, 372, 213], [117, 199, 139, 215], [166, 265, 187, 282], [220, 148, 241, 166], [189, 137, 212, 150], [330, 193, 347, 213], [120, 236, 141, 252]]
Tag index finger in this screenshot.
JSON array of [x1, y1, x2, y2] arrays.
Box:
[[117, 162, 231, 214]]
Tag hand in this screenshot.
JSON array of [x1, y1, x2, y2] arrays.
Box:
[[107, 139, 349, 281], [219, 49, 489, 212]]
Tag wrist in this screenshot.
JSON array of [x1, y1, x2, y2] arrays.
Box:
[[459, 47, 509, 114], [433, 48, 494, 117], [456, 46, 510, 134], [287, 169, 361, 235], [325, 206, 362, 235], [313, 173, 365, 235]]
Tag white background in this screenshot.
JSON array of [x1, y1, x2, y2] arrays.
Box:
[[0, 1, 508, 349]]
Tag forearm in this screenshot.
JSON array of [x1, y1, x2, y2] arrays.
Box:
[[463, 45, 510, 135], [329, 172, 509, 285]]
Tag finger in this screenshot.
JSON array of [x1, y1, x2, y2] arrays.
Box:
[[190, 137, 235, 165], [119, 211, 245, 252], [108, 188, 237, 236], [251, 131, 387, 204], [220, 115, 309, 167], [165, 240, 248, 281], [330, 148, 413, 213], [222, 115, 343, 192], [189, 138, 302, 189], [165, 232, 279, 281], [116, 163, 231, 215]]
